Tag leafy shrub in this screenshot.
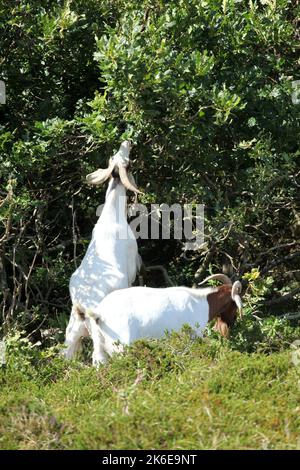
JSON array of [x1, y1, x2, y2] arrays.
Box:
[[0, 0, 299, 331]]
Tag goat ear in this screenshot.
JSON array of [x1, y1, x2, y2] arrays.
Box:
[[214, 317, 229, 338], [231, 281, 243, 318], [86, 168, 110, 185], [86, 158, 115, 185]]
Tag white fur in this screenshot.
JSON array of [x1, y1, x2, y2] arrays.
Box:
[[69, 182, 137, 311], [63, 143, 139, 361], [90, 285, 218, 364]]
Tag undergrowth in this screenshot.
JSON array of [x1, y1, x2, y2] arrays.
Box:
[[1, 313, 299, 450]]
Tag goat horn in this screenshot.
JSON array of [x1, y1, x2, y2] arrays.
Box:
[[231, 281, 243, 317], [86, 159, 115, 185], [118, 163, 142, 194], [198, 273, 232, 286]]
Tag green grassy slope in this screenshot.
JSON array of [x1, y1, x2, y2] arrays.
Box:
[[1, 320, 300, 450]]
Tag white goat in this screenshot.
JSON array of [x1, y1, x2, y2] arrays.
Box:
[[87, 274, 243, 364], [63, 141, 141, 361]]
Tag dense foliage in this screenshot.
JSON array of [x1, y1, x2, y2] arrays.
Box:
[[0, 0, 299, 333]]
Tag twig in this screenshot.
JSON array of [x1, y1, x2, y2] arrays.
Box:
[[260, 251, 300, 275], [264, 288, 300, 306], [71, 197, 78, 269], [48, 240, 74, 253], [194, 242, 216, 282], [219, 250, 239, 271], [258, 241, 297, 257], [26, 315, 48, 340], [282, 311, 300, 320]]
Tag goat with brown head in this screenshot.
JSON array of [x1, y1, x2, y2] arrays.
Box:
[[199, 274, 243, 337], [88, 272, 243, 365]]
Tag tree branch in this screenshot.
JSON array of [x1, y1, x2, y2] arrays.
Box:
[[264, 288, 300, 306]]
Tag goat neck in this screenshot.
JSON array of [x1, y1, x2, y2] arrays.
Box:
[[97, 178, 127, 224]]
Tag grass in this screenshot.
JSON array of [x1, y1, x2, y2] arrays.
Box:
[[0, 315, 300, 450]]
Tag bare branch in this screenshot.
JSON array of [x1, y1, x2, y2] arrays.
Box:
[[261, 251, 300, 275], [264, 288, 300, 307]]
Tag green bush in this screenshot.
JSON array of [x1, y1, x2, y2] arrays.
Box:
[[0, 0, 299, 330]]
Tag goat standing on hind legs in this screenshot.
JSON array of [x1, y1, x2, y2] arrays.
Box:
[[62, 141, 142, 363]]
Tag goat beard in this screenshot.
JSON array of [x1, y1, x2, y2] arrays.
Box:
[[213, 317, 229, 338]]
